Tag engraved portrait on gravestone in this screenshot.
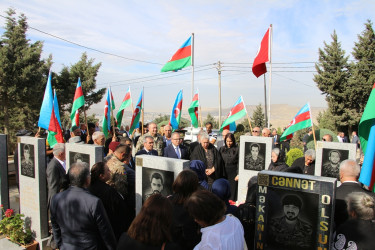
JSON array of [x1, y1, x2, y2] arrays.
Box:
[[268, 192, 317, 250], [69, 151, 90, 167], [20, 143, 35, 178], [244, 142, 265, 171], [142, 167, 174, 202], [321, 149, 349, 180]]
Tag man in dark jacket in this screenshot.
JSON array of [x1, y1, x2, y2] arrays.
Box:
[[50, 162, 116, 250], [46, 143, 68, 210], [135, 136, 158, 157], [335, 159, 375, 228], [164, 132, 189, 160]]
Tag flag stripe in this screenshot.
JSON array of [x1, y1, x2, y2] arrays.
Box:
[[280, 119, 311, 141], [38, 72, 53, 129], [230, 102, 245, 116], [221, 110, 247, 129], [169, 45, 191, 61], [161, 57, 191, 72]]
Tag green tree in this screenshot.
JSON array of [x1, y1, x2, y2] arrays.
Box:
[[314, 30, 351, 133], [204, 113, 219, 129], [251, 104, 266, 128], [55, 52, 105, 114], [347, 20, 375, 133], [0, 9, 49, 149], [317, 109, 336, 132]]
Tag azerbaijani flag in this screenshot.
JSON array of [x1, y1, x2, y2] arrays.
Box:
[[102, 88, 111, 137], [116, 87, 132, 129], [161, 36, 192, 72], [188, 91, 199, 128], [252, 26, 271, 78], [223, 122, 237, 132], [70, 78, 85, 128], [170, 90, 183, 130], [220, 96, 247, 131], [47, 90, 64, 148], [129, 90, 143, 134], [38, 71, 54, 130], [280, 103, 312, 142], [359, 83, 375, 191]]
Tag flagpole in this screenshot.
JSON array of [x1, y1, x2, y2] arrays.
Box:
[[267, 24, 272, 128], [263, 75, 268, 126], [141, 87, 144, 135], [191, 33, 194, 102], [308, 102, 317, 149], [242, 96, 253, 135], [82, 82, 89, 142]]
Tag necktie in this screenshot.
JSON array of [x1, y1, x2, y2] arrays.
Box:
[[175, 147, 181, 159], [148, 151, 151, 155]]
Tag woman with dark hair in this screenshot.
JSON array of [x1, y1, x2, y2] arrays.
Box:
[[169, 170, 201, 250], [333, 192, 375, 250], [219, 133, 239, 201], [117, 194, 179, 249], [186, 190, 244, 249], [268, 148, 288, 172], [212, 178, 239, 216], [88, 162, 131, 240], [189, 160, 209, 190]]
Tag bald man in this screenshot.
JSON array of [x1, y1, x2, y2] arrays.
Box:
[[262, 128, 271, 137], [335, 159, 375, 227]]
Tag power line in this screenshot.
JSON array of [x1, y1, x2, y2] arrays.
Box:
[[98, 64, 214, 86], [108, 66, 216, 88]]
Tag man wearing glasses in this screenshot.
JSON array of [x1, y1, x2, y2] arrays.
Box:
[[164, 132, 189, 160], [252, 127, 261, 136]]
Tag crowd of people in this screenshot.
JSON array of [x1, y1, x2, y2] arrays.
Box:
[[15, 121, 375, 250]]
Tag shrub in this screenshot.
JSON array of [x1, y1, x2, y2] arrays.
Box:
[[286, 148, 304, 167]]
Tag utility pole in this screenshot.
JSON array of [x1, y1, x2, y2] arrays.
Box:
[[216, 61, 222, 127]]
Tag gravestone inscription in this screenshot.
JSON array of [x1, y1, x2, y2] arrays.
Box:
[[254, 170, 336, 250]]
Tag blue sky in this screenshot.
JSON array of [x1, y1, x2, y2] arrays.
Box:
[[1, 0, 374, 117]]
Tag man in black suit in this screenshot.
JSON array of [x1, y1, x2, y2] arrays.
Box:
[[164, 132, 189, 160], [46, 143, 68, 209], [50, 162, 116, 250], [135, 136, 158, 157], [335, 159, 375, 228]]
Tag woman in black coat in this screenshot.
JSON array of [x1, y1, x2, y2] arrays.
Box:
[[190, 133, 226, 187], [268, 148, 288, 172], [219, 133, 239, 201], [89, 162, 132, 240]]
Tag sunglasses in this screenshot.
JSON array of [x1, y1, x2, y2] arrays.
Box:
[[322, 138, 326, 141], [253, 130, 260, 133]]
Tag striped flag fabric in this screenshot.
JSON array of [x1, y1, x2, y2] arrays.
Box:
[[170, 90, 183, 130], [70, 78, 85, 129], [38, 71, 54, 130], [220, 96, 247, 131], [161, 36, 192, 72], [47, 90, 64, 148], [359, 83, 375, 191], [188, 91, 199, 128], [116, 87, 132, 129], [129, 90, 143, 134], [102, 88, 111, 137], [280, 103, 312, 142], [252, 27, 270, 78]]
